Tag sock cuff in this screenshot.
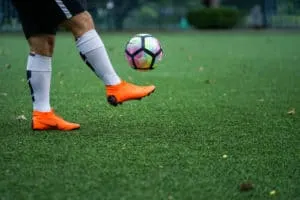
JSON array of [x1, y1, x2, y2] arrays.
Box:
[[76, 29, 104, 54], [26, 53, 52, 72]]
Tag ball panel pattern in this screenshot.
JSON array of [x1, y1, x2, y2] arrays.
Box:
[[133, 51, 153, 69], [126, 37, 142, 55], [125, 33, 163, 70]]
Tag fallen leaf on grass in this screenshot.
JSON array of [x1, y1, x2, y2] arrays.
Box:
[[16, 115, 27, 120], [107, 47, 115, 52], [269, 190, 277, 196], [58, 72, 64, 77], [204, 79, 216, 84], [198, 66, 204, 72], [1, 93, 7, 96], [287, 108, 296, 115], [239, 182, 254, 192], [5, 64, 11, 69]]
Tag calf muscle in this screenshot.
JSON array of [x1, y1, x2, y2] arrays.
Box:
[[28, 35, 55, 56]]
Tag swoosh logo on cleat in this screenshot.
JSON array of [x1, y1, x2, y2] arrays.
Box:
[[39, 119, 59, 129]]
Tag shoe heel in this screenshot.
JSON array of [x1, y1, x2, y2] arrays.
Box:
[[107, 95, 118, 106]]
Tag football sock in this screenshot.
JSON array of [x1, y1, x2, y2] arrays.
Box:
[[26, 53, 52, 112], [76, 29, 121, 86]]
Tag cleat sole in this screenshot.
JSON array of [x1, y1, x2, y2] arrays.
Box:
[[32, 126, 80, 131], [107, 89, 155, 106]]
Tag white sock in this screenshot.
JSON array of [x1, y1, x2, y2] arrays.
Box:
[[76, 29, 121, 86], [26, 53, 52, 112]]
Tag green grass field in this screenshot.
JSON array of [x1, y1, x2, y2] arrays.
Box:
[[0, 31, 299, 200]]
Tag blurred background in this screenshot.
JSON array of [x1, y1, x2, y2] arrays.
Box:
[[0, 0, 300, 32]]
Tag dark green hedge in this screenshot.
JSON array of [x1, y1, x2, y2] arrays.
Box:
[[187, 7, 240, 29]]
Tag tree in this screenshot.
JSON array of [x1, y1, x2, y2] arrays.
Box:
[[112, 0, 137, 30], [88, 0, 143, 30], [112, 0, 161, 30], [202, 0, 221, 7], [202, 0, 212, 7], [93, 0, 201, 30]]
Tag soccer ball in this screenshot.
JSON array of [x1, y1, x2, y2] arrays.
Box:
[[125, 33, 163, 70]]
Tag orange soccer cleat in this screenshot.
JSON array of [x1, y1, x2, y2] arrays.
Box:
[[106, 81, 155, 106], [32, 109, 80, 131]]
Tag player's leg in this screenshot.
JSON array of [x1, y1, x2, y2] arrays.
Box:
[[63, 12, 121, 86], [55, 1, 155, 106], [11, 0, 79, 131], [27, 35, 54, 113], [26, 35, 79, 131]]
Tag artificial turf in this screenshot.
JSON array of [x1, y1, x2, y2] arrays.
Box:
[[0, 31, 299, 200]]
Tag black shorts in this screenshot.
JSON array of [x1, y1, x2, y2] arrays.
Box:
[[11, 0, 86, 39]]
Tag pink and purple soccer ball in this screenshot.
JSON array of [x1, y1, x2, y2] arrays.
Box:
[[125, 34, 163, 70]]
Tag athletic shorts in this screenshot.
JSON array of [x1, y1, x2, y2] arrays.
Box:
[[11, 0, 86, 39]]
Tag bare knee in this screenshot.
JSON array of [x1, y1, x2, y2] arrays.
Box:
[[28, 35, 55, 56], [62, 11, 95, 38]]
